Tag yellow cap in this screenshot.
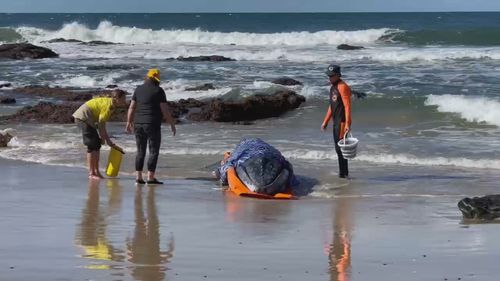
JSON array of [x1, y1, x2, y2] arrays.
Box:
[[146, 69, 161, 82]]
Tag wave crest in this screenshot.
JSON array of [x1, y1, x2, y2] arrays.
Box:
[[16, 21, 392, 46], [425, 94, 500, 127]]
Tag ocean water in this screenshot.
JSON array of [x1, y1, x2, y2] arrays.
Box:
[[0, 13, 499, 196]]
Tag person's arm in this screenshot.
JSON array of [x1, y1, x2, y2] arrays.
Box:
[[97, 122, 112, 145], [339, 83, 352, 131], [321, 106, 333, 131], [126, 100, 136, 133], [160, 102, 176, 136], [97, 122, 124, 153], [159, 88, 176, 136], [97, 102, 113, 145], [97, 101, 124, 153]]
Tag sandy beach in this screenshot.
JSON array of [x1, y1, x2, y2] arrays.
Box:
[[0, 157, 499, 281]]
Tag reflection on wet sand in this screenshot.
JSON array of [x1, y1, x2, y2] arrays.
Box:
[[76, 179, 125, 270], [224, 193, 292, 223], [76, 180, 174, 280], [328, 190, 353, 281], [223, 193, 293, 237], [127, 186, 174, 281]]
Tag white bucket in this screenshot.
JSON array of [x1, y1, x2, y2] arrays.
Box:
[[338, 132, 359, 159]]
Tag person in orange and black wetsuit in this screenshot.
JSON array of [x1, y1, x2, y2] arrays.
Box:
[[321, 64, 352, 178]]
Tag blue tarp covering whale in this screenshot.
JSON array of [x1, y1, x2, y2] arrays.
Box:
[[217, 138, 298, 196]]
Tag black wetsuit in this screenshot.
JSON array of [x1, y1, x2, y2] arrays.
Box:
[[132, 79, 167, 172], [330, 83, 349, 177]]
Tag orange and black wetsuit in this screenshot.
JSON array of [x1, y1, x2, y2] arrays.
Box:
[[322, 80, 352, 177]]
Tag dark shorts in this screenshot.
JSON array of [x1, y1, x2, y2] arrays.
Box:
[[78, 121, 101, 152]]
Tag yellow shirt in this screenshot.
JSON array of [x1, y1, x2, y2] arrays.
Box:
[[73, 97, 114, 128]]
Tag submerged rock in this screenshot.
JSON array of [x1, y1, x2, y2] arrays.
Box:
[[271, 77, 303, 86], [0, 43, 59, 59], [83, 40, 117, 45], [0, 83, 12, 88], [87, 64, 138, 71], [44, 38, 83, 43], [0, 97, 16, 104], [337, 44, 364, 50], [352, 90, 367, 99], [185, 83, 215, 91], [188, 90, 306, 122], [175, 55, 236, 62]]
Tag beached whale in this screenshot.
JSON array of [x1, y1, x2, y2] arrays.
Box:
[[458, 195, 500, 220], [216, 138, 298, 197]]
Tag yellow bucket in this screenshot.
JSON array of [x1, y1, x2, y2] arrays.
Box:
[[106, 147, 123, 177]]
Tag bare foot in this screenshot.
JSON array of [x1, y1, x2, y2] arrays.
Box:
[[94, 172, 105, 179], [88, 174, 101, 180]]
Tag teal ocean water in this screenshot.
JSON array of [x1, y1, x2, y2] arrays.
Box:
[[0, 13, 499, 192]]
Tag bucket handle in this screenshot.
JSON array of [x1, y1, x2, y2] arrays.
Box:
[[342, 130, 353, 145]]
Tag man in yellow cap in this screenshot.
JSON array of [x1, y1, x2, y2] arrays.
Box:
[[126, 69, 176, 185]]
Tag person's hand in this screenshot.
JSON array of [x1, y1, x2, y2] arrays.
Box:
[[113, 144, 125, 154], [125, 122, 134, 134], [101, 138, 106, 145], [321, 123, 328, 131], [171, 124, 176, 136], [345, 126, 350, 134]]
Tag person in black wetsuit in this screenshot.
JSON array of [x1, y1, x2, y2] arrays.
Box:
[[126, 69, 176, 185], [321, 64, 352, 178]]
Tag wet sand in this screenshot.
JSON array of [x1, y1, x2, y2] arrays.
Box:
[[1, 158, 500, 281]]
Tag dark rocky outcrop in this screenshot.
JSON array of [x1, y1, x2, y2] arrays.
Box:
[[43, 38, 116, 45], [271, 77, 303, 86], [0, 99, 196, 124], [2, 89, 305, 124], [0, 131, 13, 147], [0, 97, 16, 104], [0, 102, 79, 124], [188, 90, 305, 122], [177, 98, 206, 109], [106, 84, 119, 89], [458, 195, 500, 220], [165, 98, 207, 120], [10, 86, 119, 101], [174, 55, 236, 62], [337, 44, 364, 50], [83, 41, 116, 46], [0, 83, 12, 88], [0, 43, 59, 59], [185, 83, 215, 91], [87, 64, 138, 71]]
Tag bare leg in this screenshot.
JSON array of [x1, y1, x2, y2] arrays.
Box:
[[88, 151, 103, 180], [136, 171, 143, 181], [93, 151, 104, 179], [88, 152, 100, 180], [147, 171, 155, 181], [87, 152, 93, 177]]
